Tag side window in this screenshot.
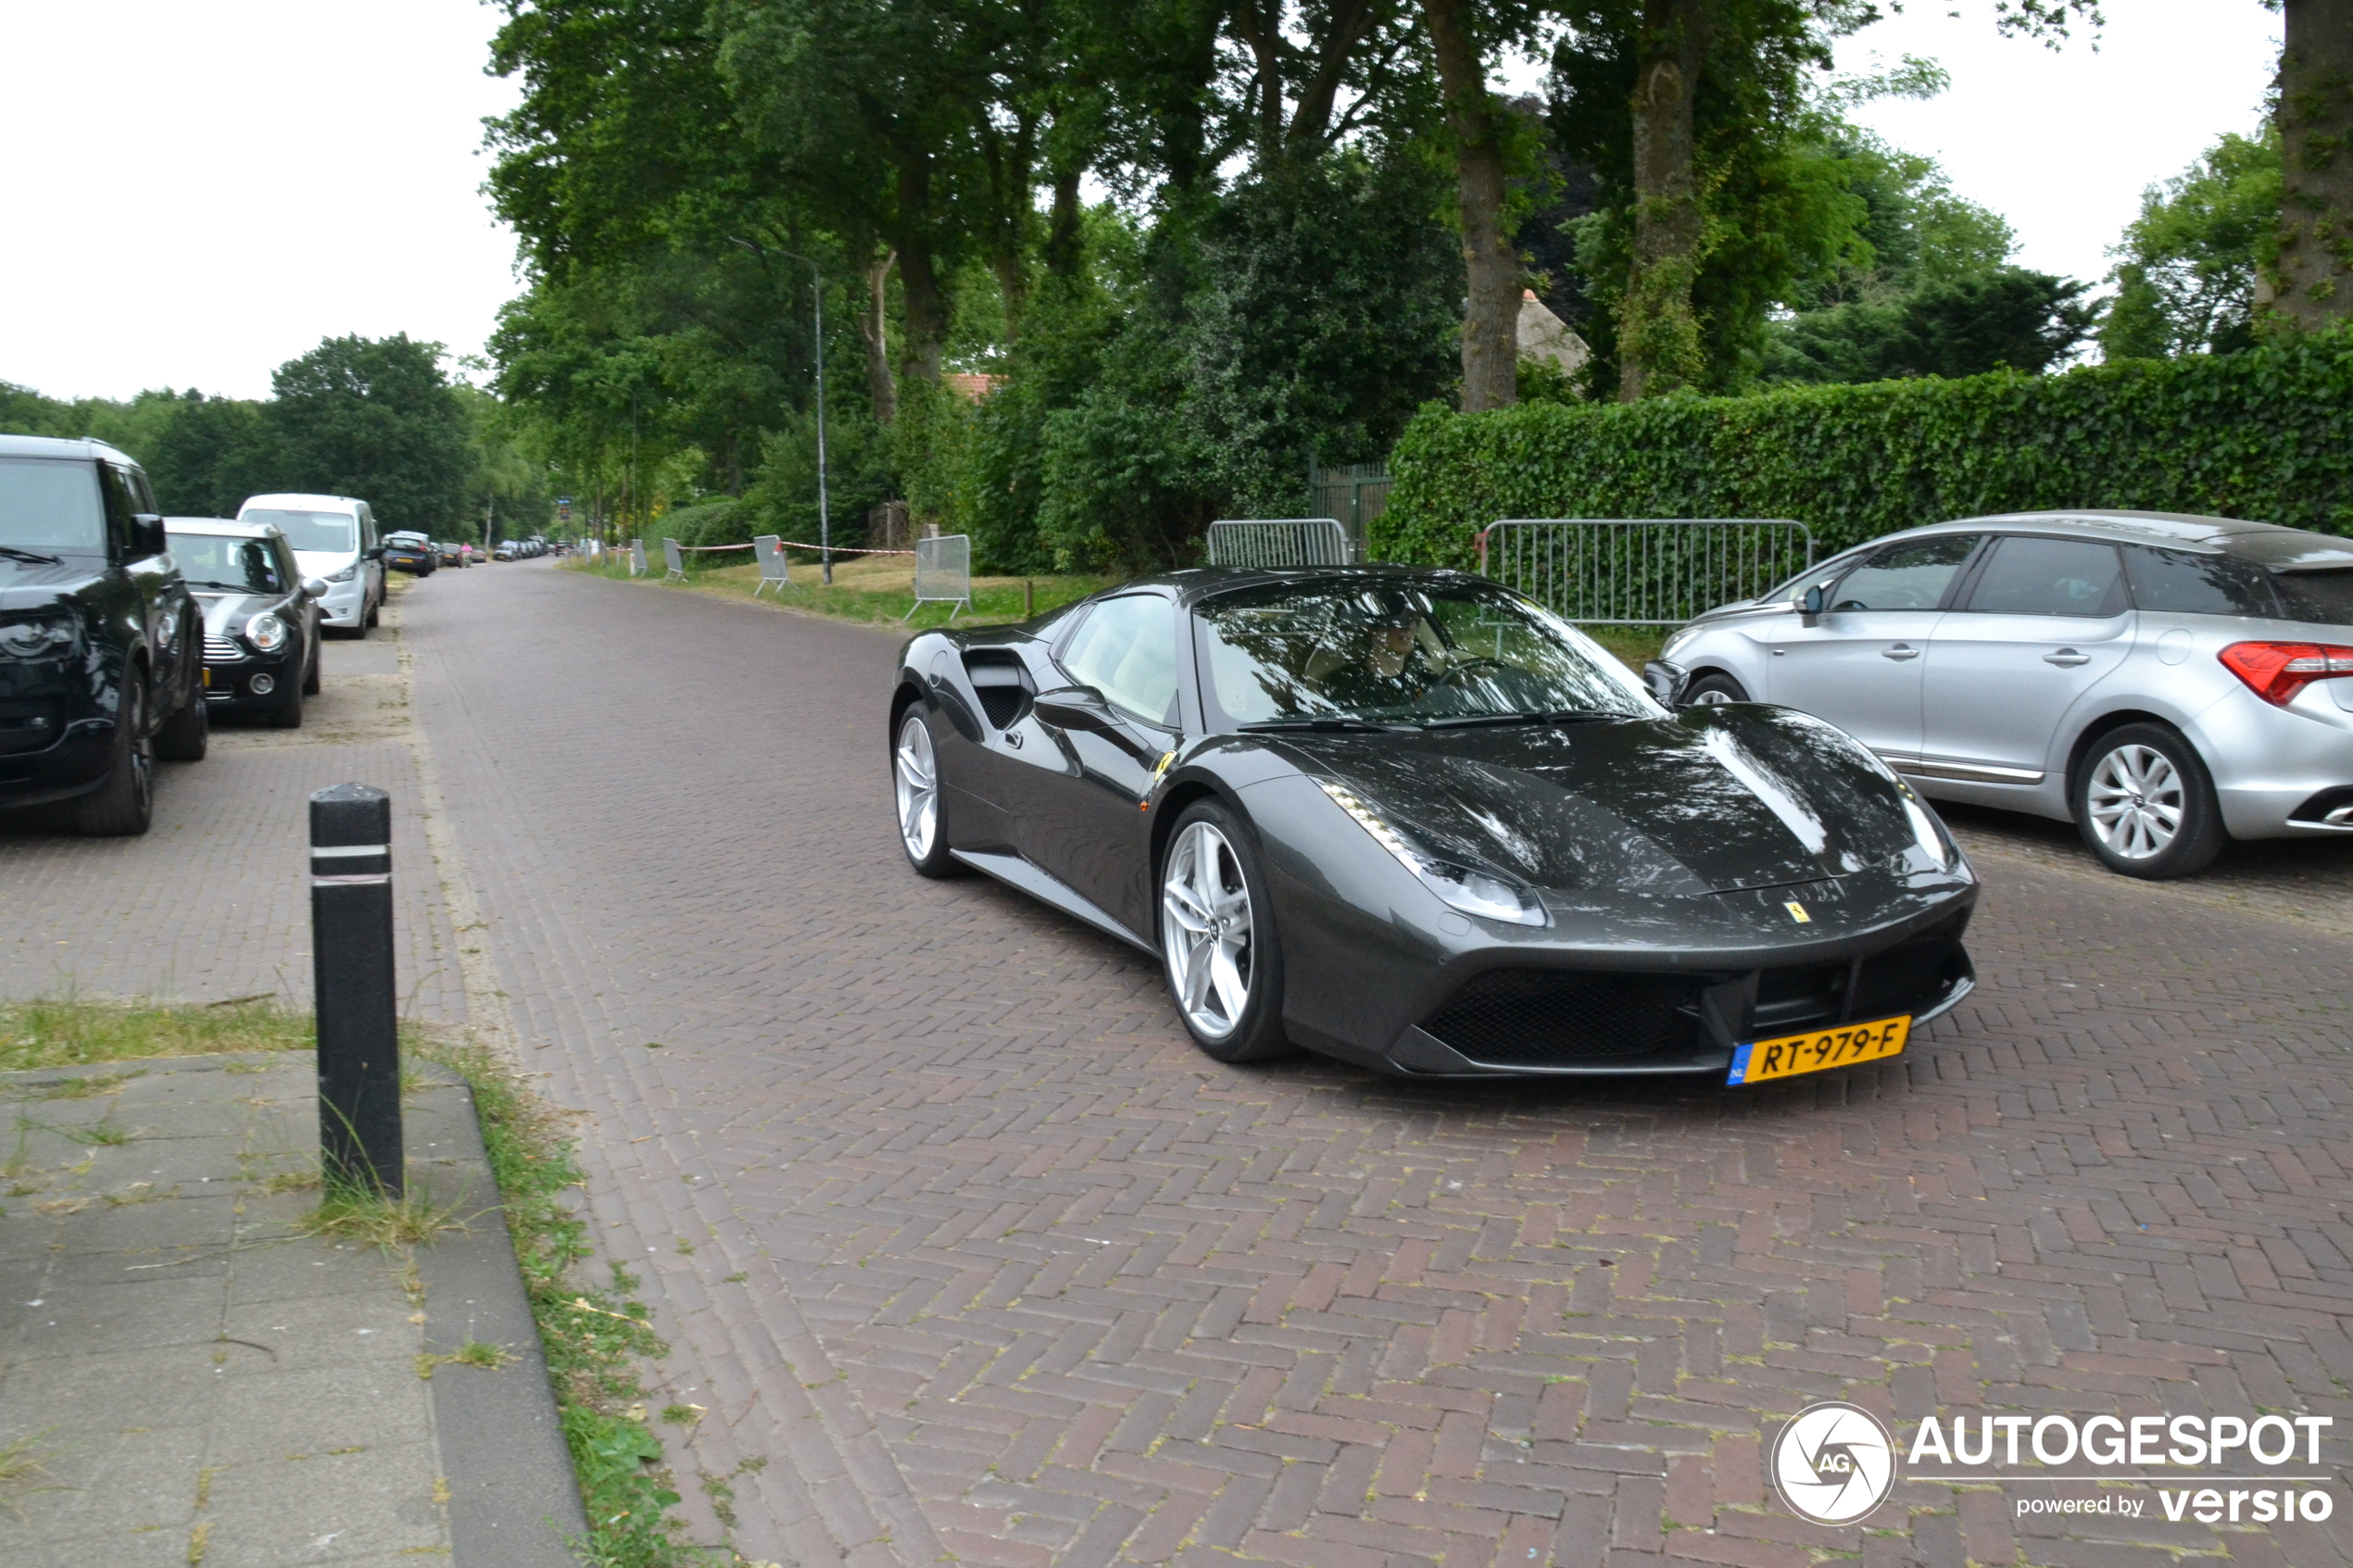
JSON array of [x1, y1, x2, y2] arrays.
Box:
[[1830, 534, 1982, 611], [1962, 536, 2128, 618], [100, 465, 142, 553], [277, 538, 302, 589], [125, 468, 158, 515], [2121, 545, 2282, 618], [359, 506, 377, 547], [1059, 595, 1180, 725]]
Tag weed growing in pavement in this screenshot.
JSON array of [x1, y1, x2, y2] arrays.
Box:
[[416, 1339, 515, 1378], [0, 997, 308, 1074], [296, 1185, 466, 1252], [0, 1428, 60, 1515], [416, 1038, 743, 1568]]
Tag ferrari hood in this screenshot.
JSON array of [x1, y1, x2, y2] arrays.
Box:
[[1283, 709, 1918, 896]]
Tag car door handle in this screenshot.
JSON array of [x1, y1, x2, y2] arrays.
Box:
[[2044, 649, 2091, 667], [1881, 643, 1919, 660]]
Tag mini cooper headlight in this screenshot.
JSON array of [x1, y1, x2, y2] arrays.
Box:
[[1317, 781, 1549, 927], [0, 612, 78, 658], [243, 611, 289, 654]]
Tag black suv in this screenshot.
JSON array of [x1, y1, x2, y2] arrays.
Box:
[[1, 435, 207, 834]]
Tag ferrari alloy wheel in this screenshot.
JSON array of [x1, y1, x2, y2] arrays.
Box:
[[1159, 804, 1291, 1062], [892, 709, 955, 877], [2071, 722, 2223, 880]]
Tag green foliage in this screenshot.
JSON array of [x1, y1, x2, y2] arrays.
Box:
[[2104, 126, 2282, 360], [271, 334, 474, 534], [1764, 267, 2099, 382], [1377, 332, 2353, 570]]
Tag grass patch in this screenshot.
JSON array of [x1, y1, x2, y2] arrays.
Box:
[[296, 1185, 466, 1252], [417, 1339, 515, 1378], [568, 548, 1109, 630], [0, 1428, 60, 1515], [417, 1038, 734, 1567], [1578, 623, 1667, 673], [0, 997, 307, 1075]]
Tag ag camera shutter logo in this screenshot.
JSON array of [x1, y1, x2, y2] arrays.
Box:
[[1772, 1402, 1899, 1524]]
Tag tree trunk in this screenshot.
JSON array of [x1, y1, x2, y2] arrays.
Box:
[[892, 153, 947, 390], [1045, 166, 1084, 280], [1619, 0, 1712, 400], [1424, 0, 1517, 412], [861, 251, 897, 425], [2275, 0, 2353, 329]]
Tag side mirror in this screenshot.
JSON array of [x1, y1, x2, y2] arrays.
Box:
[[1799, 583, 1825, 627], [303, 577, 330, 600], [1642, 659, 1692, 709], [365, 545, 386, 561], [131, 513, 168, 559], [1033, 686, 1112, 731]]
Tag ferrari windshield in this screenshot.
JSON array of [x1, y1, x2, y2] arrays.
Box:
[[1194, 579, 1655, 727]]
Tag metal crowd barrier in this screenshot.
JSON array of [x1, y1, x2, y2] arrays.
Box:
[[1205, 517, 1353, 568], [661, 538, 688, 583], [629, 539, 647, 577], [752, 534, 790, 596], [1479, 519, 1815, 625], [907, 533, 973, 621]]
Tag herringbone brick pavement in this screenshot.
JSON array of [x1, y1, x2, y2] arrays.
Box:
[[400, 565, 2353, 1568]]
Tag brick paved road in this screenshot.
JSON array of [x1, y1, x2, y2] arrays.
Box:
[[398, 565, 2353, 1566]]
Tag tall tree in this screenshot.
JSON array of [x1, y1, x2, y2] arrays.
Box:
[[2274, 0, 2353, 329], [1424, 0, 1520, 410], [270, 335, 472, 533]]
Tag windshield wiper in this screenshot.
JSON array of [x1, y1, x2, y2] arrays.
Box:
[[0, 546, 62, 566], [1237, 717, 1408, 734], [1419, 709, 1621, 730], [186, 579, 263, 593]]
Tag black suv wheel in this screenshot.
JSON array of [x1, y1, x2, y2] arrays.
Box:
[[76, 670, 155, 836]]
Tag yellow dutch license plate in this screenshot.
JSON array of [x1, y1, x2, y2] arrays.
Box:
[[1728, 1014, 1910, 1086], [200, 668, 211, 687]]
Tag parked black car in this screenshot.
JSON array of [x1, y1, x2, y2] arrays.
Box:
[[0, 435, 207, 834], [891, 568, 1979, 1081], [165, 518, 324, 729], [384, 532, 436, 575]]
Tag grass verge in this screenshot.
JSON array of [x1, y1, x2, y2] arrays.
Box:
[[0, 997, 308, 1073], [566, 548, 1108, 630]]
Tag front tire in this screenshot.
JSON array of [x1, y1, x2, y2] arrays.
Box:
[[270, 678, 305, 730], [301, 637, 321, 695], [1158, 801, 1292, 1063], [892, 709, 957, 877], [76, 671, 155, 836], [1684, 671, 1749, 706], [2072, 721, 2225, 879]]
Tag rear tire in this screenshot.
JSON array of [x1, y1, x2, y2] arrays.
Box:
[[2071, 721, 2225, 879], [1158, 800, 1294, 1063], [154, 691, 208, 762], [1684, 671, 1749, 706], [75, 671, 155, 836]]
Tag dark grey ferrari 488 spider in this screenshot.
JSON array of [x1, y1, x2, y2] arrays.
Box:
[[888, 567, 1979, 1085]]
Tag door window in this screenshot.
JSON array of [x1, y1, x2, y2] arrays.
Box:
[[1962, 536, 2127, 617], [1830, 535, 1980, 610], [2120, 546, 2283, 618], [1060, 595, 1179, 725], [101, 465, 145, 554]]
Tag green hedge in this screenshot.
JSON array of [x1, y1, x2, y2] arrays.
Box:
[[1376, 333, 2353, 571]]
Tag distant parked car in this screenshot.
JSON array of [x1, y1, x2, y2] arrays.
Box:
[[1652, 509, 2353, 879], [384, 531, 435, 575], [237, 492, 384, 637], [492, 541, 519, 561], [166, 517, 323, 729], [0, 434, 208, 834], [434, 540, 463, 568]]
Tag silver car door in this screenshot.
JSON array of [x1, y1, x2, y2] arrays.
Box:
[[1764, 534, 1982, 762], [1919, 535, 2132, 785]]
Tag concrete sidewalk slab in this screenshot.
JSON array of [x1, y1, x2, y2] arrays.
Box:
[[0, 1052, 583, 1567]]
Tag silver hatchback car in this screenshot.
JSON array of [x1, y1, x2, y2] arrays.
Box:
[[1650, 510, 2353, 878]]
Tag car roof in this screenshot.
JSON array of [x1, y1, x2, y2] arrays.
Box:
[[165, 517, 276, 538], [0, 433, 139, 465], [1114, 564, 1494, 609], [241, 493, 362, 512], [1865, 508, 2351, 566]]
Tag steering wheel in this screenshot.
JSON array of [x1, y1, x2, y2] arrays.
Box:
[[1429, 658, 1514, 691]]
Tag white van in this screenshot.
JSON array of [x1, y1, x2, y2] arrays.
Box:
[[235, 493, 384, 636]]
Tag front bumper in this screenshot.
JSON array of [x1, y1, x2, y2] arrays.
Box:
[[0, 659, 111, 804], [317, 577, 367, 627], [201, 647, 299, 712]]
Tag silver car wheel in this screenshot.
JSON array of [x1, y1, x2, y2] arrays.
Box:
[[2086, 742, 2183, 860], [893, 713, 938, 861], [1162, 821, 1254, 1040], [1691, 688, 1736, 707]]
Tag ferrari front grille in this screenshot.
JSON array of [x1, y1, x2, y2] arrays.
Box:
[[204, 635, 245, 663], [1420, 970, 1702, 1064]]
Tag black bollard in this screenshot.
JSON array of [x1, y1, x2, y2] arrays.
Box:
[[309, 784, 403, 1198]]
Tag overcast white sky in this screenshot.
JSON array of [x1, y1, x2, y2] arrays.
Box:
[[0, 0, 2286, 404]]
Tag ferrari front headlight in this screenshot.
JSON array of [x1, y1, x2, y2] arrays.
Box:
[[1896, 779, 1960, 871], [1317, 781, 1549, 927]]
